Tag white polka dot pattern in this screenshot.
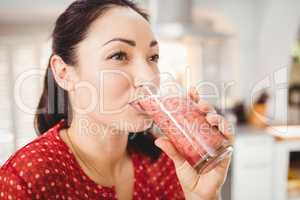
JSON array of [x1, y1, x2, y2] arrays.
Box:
[[0, 119, 185, 199]]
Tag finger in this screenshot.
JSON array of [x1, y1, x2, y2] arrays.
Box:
[[205, 113, 223, 128], [197, 100, 216, 114], [188, 86, 216, 114], [188, 86, 200, 103], [206, 114, 234, 143], [217, 156, 232, 170]]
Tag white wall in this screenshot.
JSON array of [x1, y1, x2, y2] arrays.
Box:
[[255, 0, 300, 125], [194, 0, 300, 124]]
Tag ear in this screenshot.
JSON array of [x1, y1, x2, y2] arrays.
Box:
[[50, 55, 76, 91]]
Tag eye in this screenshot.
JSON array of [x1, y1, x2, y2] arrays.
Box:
[[149, 54, 159, 63], [108, 51, 128, 61]]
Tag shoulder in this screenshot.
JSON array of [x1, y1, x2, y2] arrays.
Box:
[[0, 121, 70, 190], [2, 126, 64, 169]]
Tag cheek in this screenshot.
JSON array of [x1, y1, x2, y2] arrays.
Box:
[[103, 72, 131, 97], [101, 71, 133, 110], [71, 69, 133, 114]]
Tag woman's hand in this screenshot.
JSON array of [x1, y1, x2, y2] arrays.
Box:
[[154, 87, 234, 200]]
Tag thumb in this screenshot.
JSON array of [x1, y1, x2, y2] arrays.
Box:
[[155, 137, 199, 191], [154, 137, 185, 166]]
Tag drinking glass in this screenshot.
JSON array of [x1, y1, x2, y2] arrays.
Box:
[[129, 75, 233, 173]]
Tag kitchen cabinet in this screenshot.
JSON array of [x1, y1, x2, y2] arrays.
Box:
[[232, 126, 300, 200]]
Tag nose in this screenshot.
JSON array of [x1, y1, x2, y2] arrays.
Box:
[[133, 62, 159, 88]]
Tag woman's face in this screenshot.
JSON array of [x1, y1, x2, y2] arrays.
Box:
[[70, 6, 160, 133]]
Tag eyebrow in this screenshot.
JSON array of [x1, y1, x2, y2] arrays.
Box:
[[102, 38, 158, 47]]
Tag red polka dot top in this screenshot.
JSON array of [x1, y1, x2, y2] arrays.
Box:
[[0, 120, 185, 200]]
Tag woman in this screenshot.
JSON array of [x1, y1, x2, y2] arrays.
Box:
[[0, 0, 233, 199]]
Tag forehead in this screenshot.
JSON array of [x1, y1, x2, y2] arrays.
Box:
[[85, 6, 155, 45]]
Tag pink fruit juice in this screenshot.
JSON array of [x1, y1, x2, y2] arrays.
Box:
[[130, 94, 232, 173]]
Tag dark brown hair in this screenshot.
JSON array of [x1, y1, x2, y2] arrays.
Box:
[[34, 0, 161, 160]]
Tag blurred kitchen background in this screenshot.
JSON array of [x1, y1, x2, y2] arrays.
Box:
[[0, 0, 300, 199]]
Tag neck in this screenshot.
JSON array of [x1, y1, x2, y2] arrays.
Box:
[[66, 114, 129, 182]]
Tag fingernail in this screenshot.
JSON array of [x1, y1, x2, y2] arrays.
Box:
[[154, 139, 161, 147], [208, 108, 217, 114], [206, 112, 216, 119]]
